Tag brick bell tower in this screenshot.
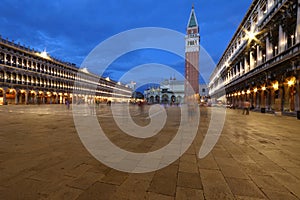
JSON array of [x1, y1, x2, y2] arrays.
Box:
[[185, 5, 200, 97]]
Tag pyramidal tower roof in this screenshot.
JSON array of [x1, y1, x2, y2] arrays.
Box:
[[187, 5, 198, 28]]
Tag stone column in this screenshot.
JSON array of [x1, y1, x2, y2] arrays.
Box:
[[279, 85, 284, 112], [34, 93, 37, 104], [266, 36, 273, 60], [55, 95, 59, 104], [268, 90, 273, 111], [25, 91, 28, 104], [9, 54, 12, 66], [256, 92, 260, 108], [15, 91, 18, 105], [244, 57, 248, 73], [19, 93, 22, 104], [4, 53, 6, 64], [250, 51, 255, 70], [253, 92, 257, 107], [257, 45, 261, 65], [279, 25, 286, 53], [296, 73, 300, 111], [267, 0, 274, 11], [21, 58, 23, 68], [239, 61, 243, 75], [296, 0, 300, 43], [261, 90, 266, 109], [3, 90, 6, 105]]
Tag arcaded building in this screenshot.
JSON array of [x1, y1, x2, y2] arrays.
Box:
[[209, 0, 300, 116], [0, 37, 132, 105]]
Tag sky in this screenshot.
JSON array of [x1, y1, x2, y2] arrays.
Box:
[[0, 0, 252, 89]]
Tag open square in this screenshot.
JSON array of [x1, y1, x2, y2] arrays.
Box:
[[0, 105, 299, 199]]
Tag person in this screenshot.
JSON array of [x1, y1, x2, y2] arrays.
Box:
[[243, 100, 250, 115], [138, 100, 145, 114], [66, 99, 70, 109]]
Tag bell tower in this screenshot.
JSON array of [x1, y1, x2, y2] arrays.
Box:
[[185, 5, 200, 96]]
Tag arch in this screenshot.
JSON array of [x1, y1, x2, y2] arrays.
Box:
[[0, 52, 4, 64], [177, 95, 182, 104], [0, 88, 4, 105], [6, 54, 11, 65], [11, 72, 16, 84], [37, 91, 45, 104], [155, 95, 160, 103], [12, 56, 17, 66], [161, 94, 169, 104], [32, 62, 36, 71], [27, 76, 31, 85], [40, 78, 44, 87], [171, 95, 176, 104], [17, 57, 22, 68], [15, 73, 21, 84], [149, 96, 154, 103], [37, 63, 41, 72], [17, 90, 27, 104], [21, 74, 26, 84], [5, 88, 17, 105], [23, 59, 27, 69], [0, 70, 4, 82], [32, 76, 36, 86], [45, 91, 53, 104], [6, 71, 11, 83]]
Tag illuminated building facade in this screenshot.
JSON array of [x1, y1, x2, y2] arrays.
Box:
[[144, 78, 208, 104], [209, 0, 300, 116], [0, 36, 132, 105]]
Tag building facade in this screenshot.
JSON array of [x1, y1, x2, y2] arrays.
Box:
[[144, 79, 184, 105], [0, 36, 132, 105], [209, 0, 300, 116], [144, 78, 208, 104], [185, 5, 200, 96]]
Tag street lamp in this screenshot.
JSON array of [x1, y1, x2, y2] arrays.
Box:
[[287, 77, 296, 87], [272, 81, 279, 90]]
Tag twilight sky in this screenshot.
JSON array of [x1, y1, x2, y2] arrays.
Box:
[[0, 0, 252, 87]]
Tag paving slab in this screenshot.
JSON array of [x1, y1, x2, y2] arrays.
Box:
[[148, 165, 178, 196], [225, 177, 266, 199], [75, 181, 117, 200], [200, 169, 235, 200], [262, 189, 299, 200], [175, 187, 204, 200], [177, 172, 202, 189]]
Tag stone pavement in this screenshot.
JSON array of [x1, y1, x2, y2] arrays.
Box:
[[0, 104, 299, 200]]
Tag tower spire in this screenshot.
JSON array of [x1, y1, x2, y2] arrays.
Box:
[[187, 4, 198, 28]]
